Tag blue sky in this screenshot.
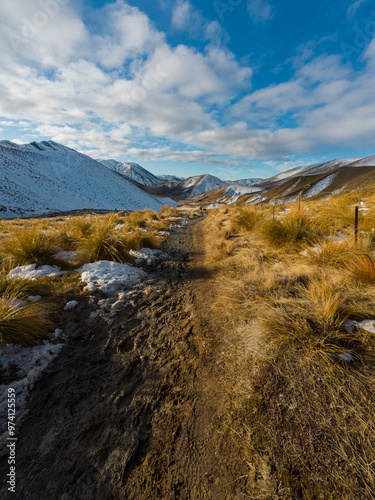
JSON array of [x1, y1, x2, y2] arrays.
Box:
[[0, 0, 375, 179]]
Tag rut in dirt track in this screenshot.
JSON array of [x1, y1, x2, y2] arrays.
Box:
[[0, 220, 249, 500]]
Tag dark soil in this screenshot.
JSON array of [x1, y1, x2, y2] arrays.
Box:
[[0, 220, 249, 499]]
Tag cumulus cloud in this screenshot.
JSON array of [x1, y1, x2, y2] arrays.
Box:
[[1, 0, 375, 172]]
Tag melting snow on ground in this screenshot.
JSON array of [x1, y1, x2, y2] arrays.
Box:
[[344, 319, 375, 335], [54, 249, 78, 261], [205, 204, 222, 209], [7, 264, 67, 280], [129, 248, 166, 265], [0, 339, 63, 450], [64, 300, 78, 310], [78, 260, 147, 293]]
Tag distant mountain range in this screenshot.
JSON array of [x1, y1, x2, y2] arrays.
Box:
[[0, 141, 164, 218], [2, 139, 375, 217], [190, 156, 375, 207]]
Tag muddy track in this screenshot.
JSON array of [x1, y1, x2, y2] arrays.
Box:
[[0, 220, 249, 499]]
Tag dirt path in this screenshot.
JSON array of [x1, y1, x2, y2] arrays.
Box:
[[0, 220, 249, 499]]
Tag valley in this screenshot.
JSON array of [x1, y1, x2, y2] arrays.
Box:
[[1, 141, 375, 499]]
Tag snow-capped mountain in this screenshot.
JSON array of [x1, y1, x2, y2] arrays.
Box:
[[0, 141, 163, 218], [158, 175, 185, 183], [188, 155, 375, 207], [174, 174, 227, 198], [230, 178, 263, 186], [0, 140, 75, 153], [241, 156, 375, 203], [99, 159, 163, 187]]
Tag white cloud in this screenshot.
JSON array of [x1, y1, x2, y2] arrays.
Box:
[[2, 0, 375, 171], [172, 0, 194, 31], [247, 0, 273, 23], [92, 1, 165, 69], [0, 0, 89, 67]]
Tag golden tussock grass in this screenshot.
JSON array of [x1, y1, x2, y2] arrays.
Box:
[[0, 297, 54, 347], [197, 203, 375, 498]]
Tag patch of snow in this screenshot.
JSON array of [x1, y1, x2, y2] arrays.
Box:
[[27, 295, 41, 302], [54, 249, 78, 261], [344, 319, 375, 334], [7, 264, 66, 280], [1, 298, 28, 310], [337, 351, 353, 363], [205, 204, 222, 209], [129, 248, 166, 265], [64, 301, 78, 311], [78, 260, 147, 294], [0, 341, 63, 450]]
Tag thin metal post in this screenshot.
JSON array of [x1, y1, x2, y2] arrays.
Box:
[[355, 206, 359, 245]]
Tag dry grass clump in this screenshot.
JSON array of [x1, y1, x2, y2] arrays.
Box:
[[79, 216, 133, 263], [78, 214, 162, 263], [304, 238, 354, 267], [128, 211, 149, 228], [233, 206, 262, 231], [257, 274, 374, 361], [347, 253, 375, 284], [262, 209, 325, 248], [0, 297, 53, 347], [159, 205, 179, 218], [2, 228, 57, 266]]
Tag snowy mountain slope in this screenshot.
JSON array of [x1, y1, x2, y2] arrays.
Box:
[[191, 183, 264, 206], [175, 174, 227, 198], [0, 140, 75, 153], [257, 158, 375, 203], [347, 155, 375, 167], [0, 142, 163, 218], [186, 156, 375, 207], [99, 159, 163, 187], [158, 175, 185, 182], [232, 178, 263, 186]]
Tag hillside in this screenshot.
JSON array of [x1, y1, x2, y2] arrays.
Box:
[[99, 159, 164, 188], [189, 156, 375, 208], [0, 141, 163, 218]]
